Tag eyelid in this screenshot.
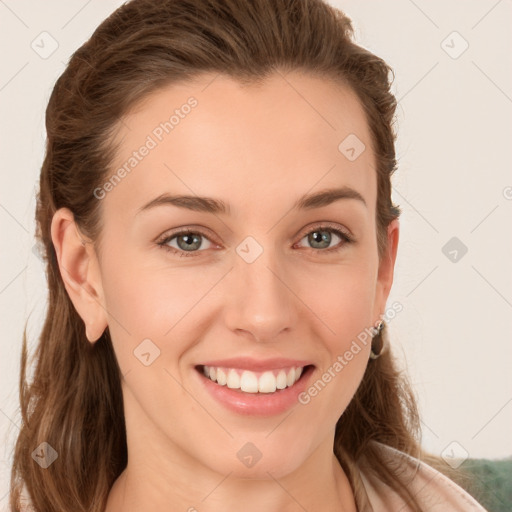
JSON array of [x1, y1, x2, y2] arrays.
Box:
[[296, 221, 353, 241], [155, 225, 219, 254], [156, 224, 217, 240], [156, 221, 354, 257]]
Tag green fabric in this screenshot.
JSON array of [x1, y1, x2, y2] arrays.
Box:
[[461, 458, 512, 512]]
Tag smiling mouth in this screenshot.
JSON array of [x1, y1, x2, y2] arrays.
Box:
[[195, 364, 314, 394]]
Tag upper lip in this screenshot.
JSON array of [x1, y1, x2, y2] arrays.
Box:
[[198, 357, 314, 372]]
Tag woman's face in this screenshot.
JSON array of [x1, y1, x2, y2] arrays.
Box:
[[61, 71, 398, 480]]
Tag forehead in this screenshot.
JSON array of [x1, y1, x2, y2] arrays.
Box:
[[101, 71, 376, 223]]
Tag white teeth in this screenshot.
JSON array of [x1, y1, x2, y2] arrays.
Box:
[[286, 368, 295, 387], [226, 369, 240, 389], [202, 365, 306, 393], [216, 368, 227, 385], [276, 370, 287, 390], [240, 371, 259, 393], [258, 371, 277, 393]]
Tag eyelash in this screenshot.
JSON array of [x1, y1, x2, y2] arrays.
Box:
[[156, 223, 354, 258]]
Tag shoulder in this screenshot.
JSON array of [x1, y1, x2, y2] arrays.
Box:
[[357, 441, 489, 512]]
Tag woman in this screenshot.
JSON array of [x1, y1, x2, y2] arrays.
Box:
[[10, 0, 488, 510]]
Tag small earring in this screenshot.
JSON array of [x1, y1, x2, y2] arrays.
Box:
[[370, 320, 386, 360]]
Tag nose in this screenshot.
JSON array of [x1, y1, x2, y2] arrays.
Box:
[[224, 247, 298, 343]]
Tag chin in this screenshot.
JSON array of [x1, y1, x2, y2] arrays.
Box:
[[200, 442, 309, 481]]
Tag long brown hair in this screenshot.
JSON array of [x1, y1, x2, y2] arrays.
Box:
[[10, 0, 474, 510]]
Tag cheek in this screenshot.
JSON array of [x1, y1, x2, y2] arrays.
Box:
[[301, 260, 378, 340], [100, 249, 232, 381], [102, 243, 378, 367], [298, 262, 376, 407]]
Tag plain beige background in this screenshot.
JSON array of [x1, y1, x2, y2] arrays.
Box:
[[1, 0, 511, 506]]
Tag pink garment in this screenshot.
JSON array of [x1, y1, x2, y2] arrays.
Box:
[[352, 441, 489, 511]]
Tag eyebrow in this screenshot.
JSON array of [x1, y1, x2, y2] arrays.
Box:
[[136, 186, 366, 216]]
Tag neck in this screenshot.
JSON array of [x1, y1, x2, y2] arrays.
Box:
[[104, 434, 357, 512]]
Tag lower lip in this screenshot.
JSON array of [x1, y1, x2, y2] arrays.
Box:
[[195, 365, 315, 416]]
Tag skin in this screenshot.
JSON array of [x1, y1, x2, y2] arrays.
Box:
[[51, 70, 399, 512]]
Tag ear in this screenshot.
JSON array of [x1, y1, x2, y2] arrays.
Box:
[[373, 218, 400, 320], [50, 207, 108, 343]]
